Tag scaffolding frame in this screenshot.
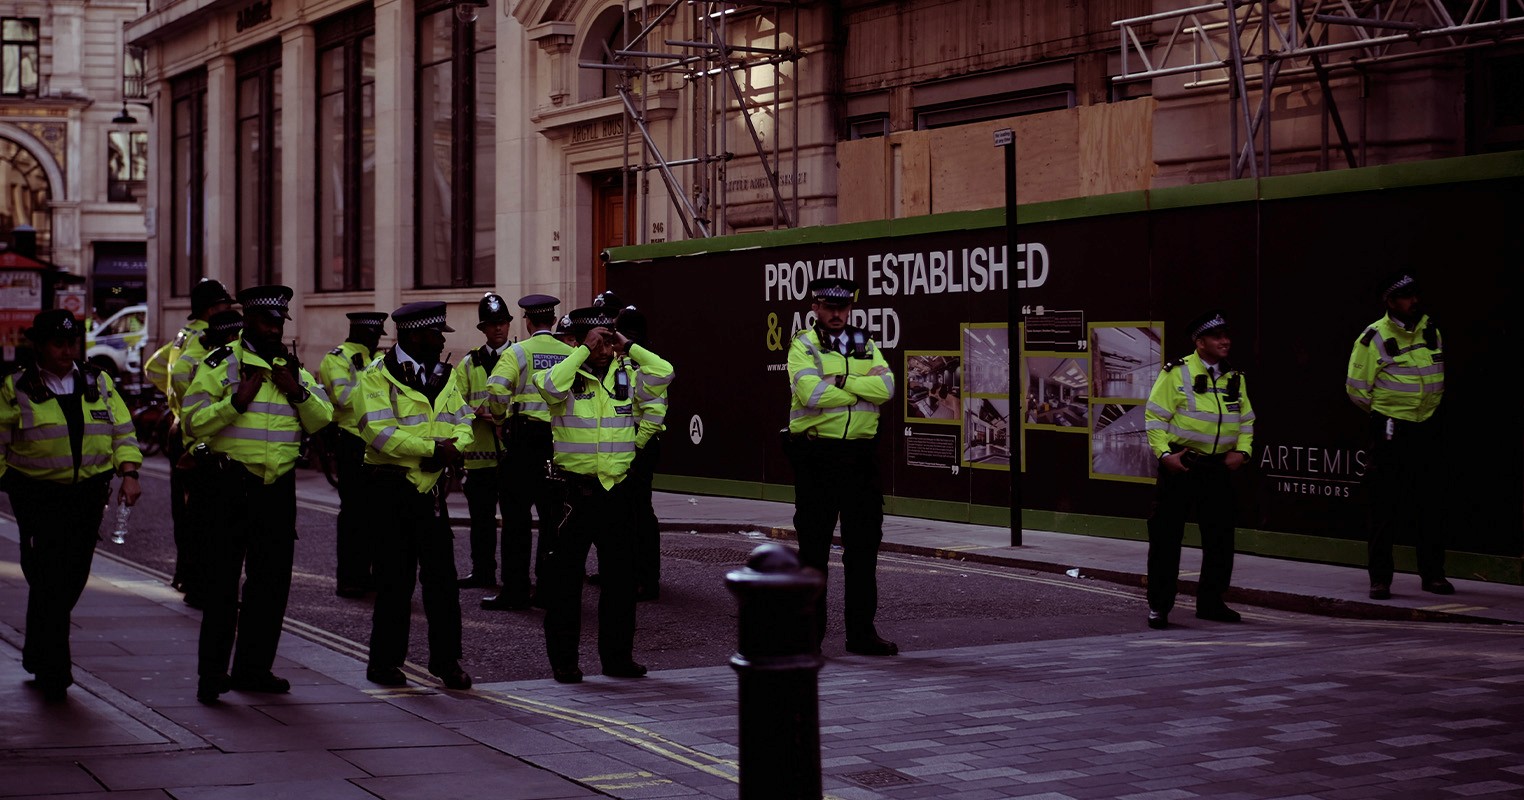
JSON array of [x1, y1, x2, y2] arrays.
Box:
[[1113, 1, 1524, 178], [580, 1, 806, 242]]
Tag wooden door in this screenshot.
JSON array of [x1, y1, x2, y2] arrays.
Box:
[[592, 171, 635, 296]]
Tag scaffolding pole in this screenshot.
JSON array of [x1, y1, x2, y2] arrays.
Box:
[[580, 2, 805, 240]]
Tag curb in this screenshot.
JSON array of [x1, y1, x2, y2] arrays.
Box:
[[654, 521, 1517, 628]]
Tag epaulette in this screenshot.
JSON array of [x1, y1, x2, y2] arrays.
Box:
[[173, 330, 190, 349], [204, 344, 234, 367], [1162, 357, 1185, 371], [1359, 328, 1376, 346], [329, 346, 344, 357]]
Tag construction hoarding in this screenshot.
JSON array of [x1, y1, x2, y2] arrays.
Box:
[[606, 156, 1523, 581]]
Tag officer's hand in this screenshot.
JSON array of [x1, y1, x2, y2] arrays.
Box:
[[435, 439, 462, 462], [232, 371, 266, 412], [1224, 451, 1247, 471], [269, 366, 301, 396], [868, 365, 889, 377], [119, 474, 143, 507], [1160, 451, 1189, 473], [474, 404, 492, 421], [608, 330, 631, 354]]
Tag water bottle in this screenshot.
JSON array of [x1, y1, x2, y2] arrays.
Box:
[[110, 499, 131, 545]]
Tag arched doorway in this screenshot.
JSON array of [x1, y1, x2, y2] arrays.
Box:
[[0, 137, 52, 258]]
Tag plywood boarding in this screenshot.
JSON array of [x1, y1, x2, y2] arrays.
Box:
[[928, 112, 1082, 213], [897, 131, 933, 217], [836, 137, 889, 224], [1078, 98, 1157, 196]]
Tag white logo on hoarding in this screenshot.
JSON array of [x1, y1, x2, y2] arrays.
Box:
[[689, 415, 704, 445]]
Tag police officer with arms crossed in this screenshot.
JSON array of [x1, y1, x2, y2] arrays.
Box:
[[168, 309, 244, 609], [319, 311, 388, 598], [2, 310, 142, 702], [483, 294, 572, 610], [352, 302, 473, 690], [455, 293, 514, 591], [143, 277, 234, 599], [1346, 272, 1452, 599], [533, 305, 673, 683], [1143, 311, 1255, 630], [181, 286, 333, 703], [786, 277, 899, 656]]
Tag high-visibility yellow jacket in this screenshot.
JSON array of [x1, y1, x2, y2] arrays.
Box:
[[453, 345, 506, 470], [352, 352, 475, 493], [487, 332, 573, 425], [1145, 352, 1255, 458], [181, 337, 334, 484], [632, 348, 674, 449], [1345, 313, 1444, 423], [144, 320, 208, 400], [787, 327, 895, 440], [534, 343, 673, 490], [319, 341, 376, 435], [168, 334, 210, 417], [0, 365, 142, 483]]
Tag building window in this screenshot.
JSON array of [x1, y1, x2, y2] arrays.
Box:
[[237, 42, 282, 288], [123, 45, 146, 99], [915, 88, 1074, 130], [416, 0, 496, 288], [1, 18, 38, 96], [107, 131, 148, 202], [171, 70, 208, 298], [316, 7, 375, 293], [847, 114, 889, 140]]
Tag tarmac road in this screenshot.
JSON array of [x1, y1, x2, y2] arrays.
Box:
[[7, 462, 1143, 685]]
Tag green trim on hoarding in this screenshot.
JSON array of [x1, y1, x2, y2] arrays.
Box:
[[607, 151, 1524, 264], [651, 475, 1522, 583]]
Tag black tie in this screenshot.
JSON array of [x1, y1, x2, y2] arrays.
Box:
[[833, 336, 847, 356]]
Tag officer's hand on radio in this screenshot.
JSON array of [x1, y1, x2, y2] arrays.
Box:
[[1160, 451, 1189, 473], [269, 365, 301, 396], [1224, 451, 1247, 471], [232, 370, 267, 413]]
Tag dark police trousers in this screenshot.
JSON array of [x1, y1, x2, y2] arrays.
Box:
[[198, 465, 296, 681], [1146, 453, 1236, 614], [364, 469, 462, 673], [1365, 414, 1446, 584], [463, 464, 508, 582], [503, 418, 563, 599], [10, 472, 112, 688], [629, 435, 662, 593], [166, 433, 195, 590], [542, 473, 637, 670], [789, 435, 885, 644], [333, 428, 372, 589]]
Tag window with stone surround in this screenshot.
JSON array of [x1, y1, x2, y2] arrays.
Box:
[[107, 131, 148, 203], [316, 6, 375, 293], [236, 41, 283, 289], [1, 18, 38, 96], [170, 70, 208, 298], [415, 0, 496, 288]]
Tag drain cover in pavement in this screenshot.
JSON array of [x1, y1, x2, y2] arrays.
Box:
[[842, 768, 920, 788], [663, 546, 753, 565]]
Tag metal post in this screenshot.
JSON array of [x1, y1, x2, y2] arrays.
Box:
[[726, 543, 824, 800], [997, 128, 1022, 547]]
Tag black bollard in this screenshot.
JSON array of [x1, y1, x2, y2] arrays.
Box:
[[726, 543, 825, 800]]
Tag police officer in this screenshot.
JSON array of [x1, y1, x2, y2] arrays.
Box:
[[456, 293, 513, 590], [1143, 311, 1255, 630], [611, 299, 669, 601], [319, 311, 388, 598], [534, 306, 673, 683], [786, 278, 898, 656], [352, 302, 473, 691], [483, 293, 572, 610], [2, 310, 142, 701], [1346, 272, 1451, 599], [181, 286, 333, 703], [143, 277, 234, 597], [168, 309, 244, 609]]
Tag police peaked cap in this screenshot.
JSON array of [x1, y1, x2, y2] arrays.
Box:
[[1381, 272, 1419, 301], [566, 305, 618, 335], [519, 294, 560, 316], [189, 278, 235, 319], [478, 293, 513, 326], [1186, 310, 1229, 341], [393, 301, 455, 333], [237, 284, 294, 320], [206, 310, 244, 338], [809, 277, 858, 306], [346, 311, 389, 330], [24, 309, 82, 342]]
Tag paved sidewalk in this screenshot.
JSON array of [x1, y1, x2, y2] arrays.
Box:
[[4, 473, 1522, 799]]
